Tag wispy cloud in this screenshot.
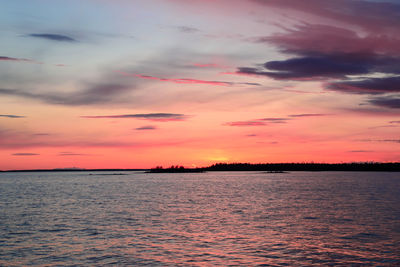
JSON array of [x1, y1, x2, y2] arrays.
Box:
[[0, 83, 132, 106], [12, 153, 39, 156], [58, 152, 90, 156], [252, 23, 400, 56], [176, 26, 200, 33], [0, 56, 40, 64], [260, 118, 290, 123], [348, 150, 374, 153], [117, 71, 261, 86], [28, 33, 77, 42], [0, 114, 25, 118], [289, 113, 330, 118], [82, 113, 189, 122], [32, 133, 51, 136], [367, 125, 399, 130], [135, 125, 158, 130], [224, 121, 266, 127], [379, 139, 400, 143], [357, 139, 400, 144], [225, 114, 325, 126], [134, 73, 233, 86], [252, 0, 400, 35], [0, 137, 189, 149]]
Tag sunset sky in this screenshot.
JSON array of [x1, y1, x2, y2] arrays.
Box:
[[1, 0, 399, 170]]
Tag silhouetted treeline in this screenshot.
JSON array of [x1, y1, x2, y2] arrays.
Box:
[[148, 165, 204, 173], [203, 162, 400, 172]]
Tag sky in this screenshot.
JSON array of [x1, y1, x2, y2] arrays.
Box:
[[0, 0, 399, 170]]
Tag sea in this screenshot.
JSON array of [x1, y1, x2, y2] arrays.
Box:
[[0, 171, 399, 266]]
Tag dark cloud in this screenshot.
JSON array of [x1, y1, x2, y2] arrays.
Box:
[[0, 83, 131, 106], [238, 56, 370, 80], [0, 114, 25, 118], [345, 106, 400, 116], [289, 113, 329, 117], [368, 97, 400, 109], [389, 121, 400, 124], [82, 113, 189, 121], [241, 82, 262, 86], [238, 14, 400, 110], [248, 24, 400, 80], [238, 50, 400, 82], [135, 126, 157, 130], [12, 153, 39, 156], [265, 56, 368, 78], [28, 33, 77, 42], [348, 150, 374, 153], [327, 76, 400, 94]]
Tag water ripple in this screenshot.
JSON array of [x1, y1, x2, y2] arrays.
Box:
[[0, 171, 399, 266]]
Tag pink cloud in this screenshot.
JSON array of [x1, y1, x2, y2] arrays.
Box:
[[0, 56, 42, 64], [117, 71, 233, 86], [116, 71, 260, 87]]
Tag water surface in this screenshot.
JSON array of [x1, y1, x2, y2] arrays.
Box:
[[1, 171, 399, 266]]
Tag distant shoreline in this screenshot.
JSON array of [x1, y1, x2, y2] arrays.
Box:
[[1, 162, 399, 172], [0, 169, 148, 173]]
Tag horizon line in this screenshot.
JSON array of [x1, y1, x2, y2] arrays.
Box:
[[1, 161, 399, 172]]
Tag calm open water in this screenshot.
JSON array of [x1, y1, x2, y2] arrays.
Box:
[[0, 171, 399, 266]]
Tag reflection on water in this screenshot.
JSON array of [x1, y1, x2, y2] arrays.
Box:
[[0, 171, 399, 266]]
